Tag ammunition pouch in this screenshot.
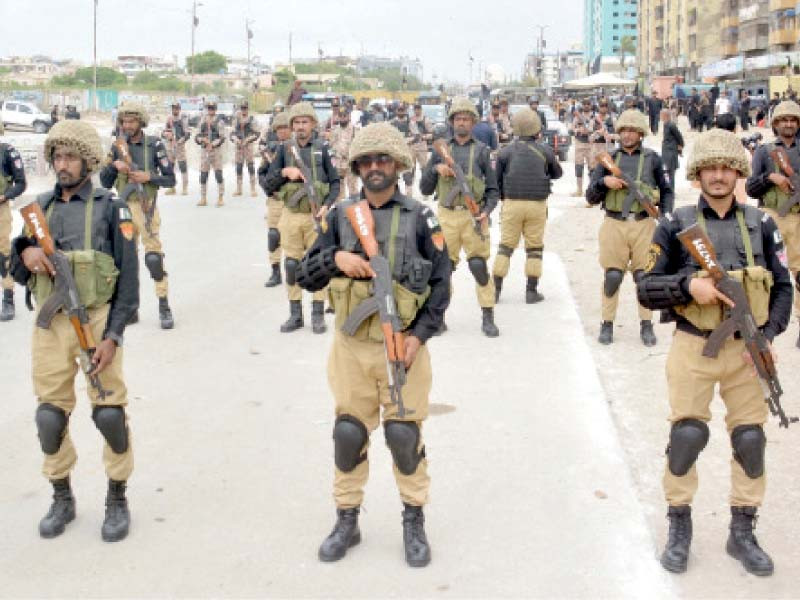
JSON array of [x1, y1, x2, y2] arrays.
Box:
[[30, 250, 118, 309], [436, 174, 485, 209], [604, 181, 659, 214], [277, 181, 330, 213]]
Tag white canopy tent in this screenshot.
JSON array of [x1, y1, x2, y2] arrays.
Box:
[[563, 73, 636, 90]]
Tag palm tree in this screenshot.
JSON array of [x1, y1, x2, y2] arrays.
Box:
[[619, 36, 636, 78]]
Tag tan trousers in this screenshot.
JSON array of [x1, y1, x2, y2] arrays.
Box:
[[336, 168, 360, 202], [32, 304, 133, 482], [598, 216, 655, 321], [763, 209, 800, 317], [266, 196, 283, 265], [663, 330, 767, 507], [0, 201, 12, 290], [438, 207, 495, 308], [574, 141, 596, 172], [128, 198, 168, 298], [165, 141, 187, 163], [492, 199, 547, 279], [278, 209, 325, 302], [328, 332, 432, 508]]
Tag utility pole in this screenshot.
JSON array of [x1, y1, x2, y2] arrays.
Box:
[[93, 0, 98, 111], [246, 19, 254, 90], [289, 32, 293, 68], [534, 25, 548, 86], [190, 0, 201, 95]]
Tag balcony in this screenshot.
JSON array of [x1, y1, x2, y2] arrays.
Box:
[[769, 0, 795, 9], [723, 42, 740, 55], [739, 34, 770, 51], [769, 28, 798, 44], [721, 14, 741, 27]]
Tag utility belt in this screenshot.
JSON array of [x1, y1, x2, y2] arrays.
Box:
[[676, 319, 743, 341], [604, 209, 650, 221], [505, 197, 547, 202]]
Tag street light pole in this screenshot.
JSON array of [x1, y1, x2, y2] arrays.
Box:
[[93, 0, 98, 111], [246, 19, 254, 91], [190, 0, 199, 95]]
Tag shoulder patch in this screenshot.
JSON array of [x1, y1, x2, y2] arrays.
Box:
[[774, 228, 783, 245], [645, 242, 662, 272], [119, 206, 132, 221], [761, 212, 770, 223], [431, 230, 445, 251], [119, 221, 135, 240]]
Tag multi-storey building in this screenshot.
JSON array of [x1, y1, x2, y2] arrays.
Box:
[[584, 0, 639, 73]]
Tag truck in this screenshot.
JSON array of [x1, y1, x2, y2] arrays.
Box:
[[1, 99, 53, 133]]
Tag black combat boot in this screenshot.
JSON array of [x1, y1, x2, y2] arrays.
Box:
[[402, 504, 431, 567], [660, 505, 692, 573], [493, 276, 503, 302], [0, 289, 14, 321], [39, 478, 76, 539], [598, 321, 613, 345], [264, 263, 281, 288], [102, 479, 130, 542], [525, 277, 544, 304], [726, 506, 774, 576], [481, 307, 500, 337], [318, 507, 361, 562], [311, 301, 327, 334], [158, 297, 174, 330], [640, 320, 657, 347], [280, 300, 303, 333]]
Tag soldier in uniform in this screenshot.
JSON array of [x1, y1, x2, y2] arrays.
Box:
[[489, 101, 512, 145], [262, 101, 340, 334], [161, 102, 190, 196], [492, 108, 562, 303], [572, 98, 598, 197], [591, 99, 616, 156], [528, 96, 547, 133], [230, 101, 260, 197], [328, 106, 359, 201], [637, 128, 792, 575], [420, 97, 501, 337], [194, 101, 226, 207], [389, 103, 418, 195], [746, 100, 800, 347], [0, 122, 28, 321], [586, 109, 673, 346], [258, 112, 291, 288], [409, 104, 434, 189], [100, 102, 176, 330], [10, 120, 139, 542], [295, 122, 450, 567]]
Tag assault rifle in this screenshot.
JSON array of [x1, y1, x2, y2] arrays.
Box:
[[769, 146, 800, 217], [113, 134, 155, 235], [19, 199, 112, 401], [341, 200, 412, 418], [677, 223, 797, 428], [287, 137, 324, 233], [432, 139, 487, 240], [596, 151, 660, 220]]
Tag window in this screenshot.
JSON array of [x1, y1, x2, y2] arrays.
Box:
[[614, 24, 619, 28], [613, 12, 619, 16], [613, 35, 619, 40], [19, 105, 32, 114], [6, 102, 17, 110]]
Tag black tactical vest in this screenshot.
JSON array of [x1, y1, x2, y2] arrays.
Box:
[[173, 116, 187, 139], [502, 140, 551, 200], [200, 118, 222, 141]]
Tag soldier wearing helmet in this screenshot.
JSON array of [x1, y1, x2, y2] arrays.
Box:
[[161, 102, 190, 196], [420, 96, 501, 337], [586, 109, 673, 346], [0, 120, 28, 321], [328, 106, 359, 201], [638, 128, 793, 576], [746, 100, 800, 347], [194, 101, 226, 207], [10, 120, 139, 543], [230, 100, 261, 197], [100, 101, 177, 330], [389, 102, 418, 193], [296, 122, 450, 568]]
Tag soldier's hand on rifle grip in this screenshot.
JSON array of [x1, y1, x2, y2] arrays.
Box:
[[603, 175, 626, 190], [113, 160, 130, 173], [334, 251, 376, 279], [129, 171, 151, 184], [316, 205, 329, 221], [21, 247, 55, 276], [435, 164, 455, 178], [281, 166, 305, 182], [404, 335, 422, 369], [768, 172, 793, 194], [689, 277, 735, 306], [90, 338, 117, 376], [476, 212, 489, 224]]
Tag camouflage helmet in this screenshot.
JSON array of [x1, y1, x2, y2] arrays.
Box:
[[615, 109, 649, 136], [686, 128, 751, 180], [512, 107, 542, 137], [448, 97, 479, 121], [289, 101, 318, 125], [44, 120, 104, 173], [771, 100, 800, 122], [117, 101, 150, 127], [271, 112, 290, 131], [348, 122, 413, 172]]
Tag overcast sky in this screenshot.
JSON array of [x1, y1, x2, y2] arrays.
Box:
[[3, 0, 584, 84]]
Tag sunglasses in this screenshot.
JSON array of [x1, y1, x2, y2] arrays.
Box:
[[356, 154, 393, 168]]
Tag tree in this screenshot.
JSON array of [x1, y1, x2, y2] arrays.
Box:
[[186, 51, 227, 74], [53, 66, 126, 88], [619, 36, 636, 78]]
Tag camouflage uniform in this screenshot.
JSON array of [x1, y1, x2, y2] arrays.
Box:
[[195, 104, 226, 207], [328, 110, 359, 201], [231, 104, 260, 197], [161, 105, 190, 195]]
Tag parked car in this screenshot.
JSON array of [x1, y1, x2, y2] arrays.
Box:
[[1, 100, 53, 133]]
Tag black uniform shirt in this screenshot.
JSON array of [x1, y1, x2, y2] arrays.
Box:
[[100, 135, 176, 191], [299, 189, 451, 343], [0, 143, 28, 200], [745, 138, 800, 200], [11, 180, 139, 343], [262, 139, 340, 206]]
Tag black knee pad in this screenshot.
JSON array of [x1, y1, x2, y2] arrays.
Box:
[[247, 162, 255, 176], [284, 257, 299, 286], [731, 424, 766, 479], [575, 164, 584, 178], [795, 272, 800, 294], [467, 257, 490, 286], [91, 406, 129, 454], [384, 420, 425, 476], [200, 170, 209, 185], [666, 419, 709, 476], [526, 246, 543, 260], [333, 415, 368, 472], [0, 252, 8, 278], [603, 268, 625, 298], [214, 170, 224, 184], [235, 163, 244, 177], [144, 252, 165, 281], [35, 403, 68, 455], [268, 228, 281, 252], [632, 269, 645, 283], [178, 160, 187, 174], [497, 244, 514, 258]]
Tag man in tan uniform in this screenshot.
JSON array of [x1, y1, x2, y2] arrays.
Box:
[[328, 106, 359, 201], [0, 121, 28, 321], [195, 101, 226, 207], [571, 98, 598, 197], [230, 101, 260, 197], [161, 102, 190, 196], [638, 128, 793, 576], [258, 112, 291, 287], [11, 120, 139, 542], [296, 122, 450, 567]]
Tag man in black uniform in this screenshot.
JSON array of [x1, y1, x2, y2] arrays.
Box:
[[637, 128, 792, 575], [586, 109, 673, 346], [647, 91, 664, 134], [0, 122, 28, 321], [100, 102, 176, 329], [389, 102, 416, 192], [660, 109, 684, 189], [296, 122, 450, 567], [10, 120, 139, 542]]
